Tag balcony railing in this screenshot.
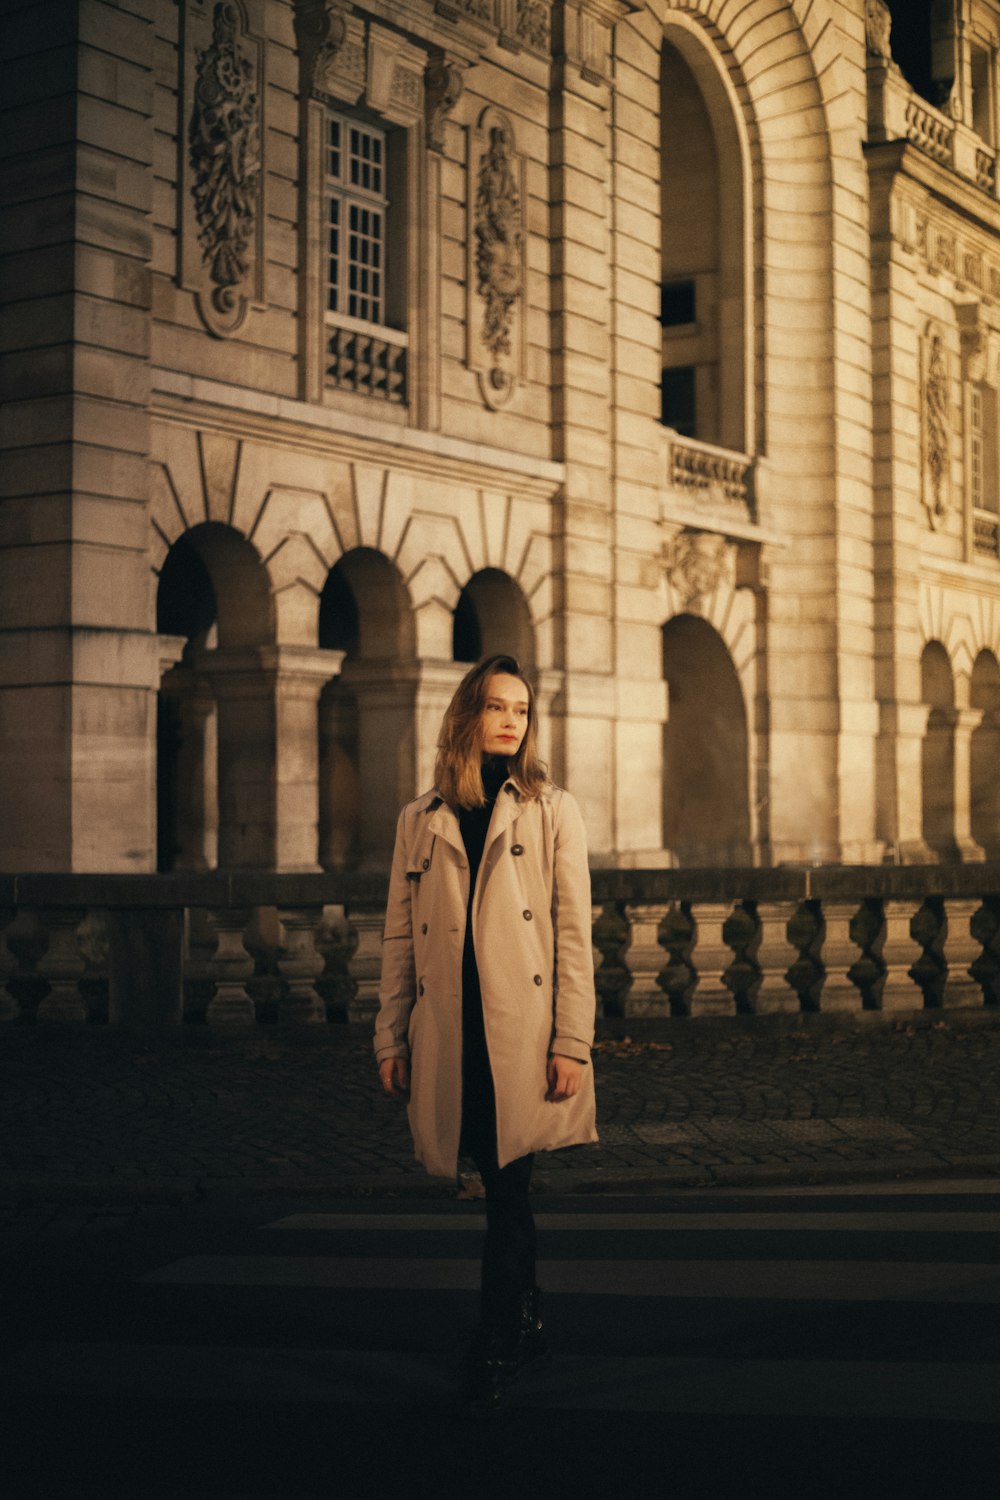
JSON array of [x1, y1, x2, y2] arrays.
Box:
[[974, 510, 1000, 561], [2, 866, 1000, 1026], [325, 318, 408, 403], [664, 433, 755, 522]]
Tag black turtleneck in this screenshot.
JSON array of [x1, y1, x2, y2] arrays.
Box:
[[457, 754, 509, 896]]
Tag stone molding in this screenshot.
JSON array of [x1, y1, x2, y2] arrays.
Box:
[[180, 0, 267, 339], [294, 2, 425, 125], [424, 54, 466, 152], [662, 530, 731, 614]]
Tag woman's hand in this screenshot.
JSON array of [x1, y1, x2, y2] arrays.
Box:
[[546, 1054, 584, 1102], [379, 1057, 410, 1099]]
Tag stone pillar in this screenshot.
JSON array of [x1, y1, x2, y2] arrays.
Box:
[[0, 0, 157, 871], [337, 659, 424, 870], [198, 647, 342, 871], [877, 701, 933, 863], [952, 707, 986, 863], [159, 665, 218, 872], [548, 2, 631, 854]]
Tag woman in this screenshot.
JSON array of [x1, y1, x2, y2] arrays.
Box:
[[374, 654, 598, 1415]]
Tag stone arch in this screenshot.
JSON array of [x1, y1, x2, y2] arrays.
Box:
[[971, 649, 1000, 856], [661, 613, 751, 866], [921, 640, 957, 859], [318, 547, 418, 870], [173, 522, 275, 649], [452, 568, 536, 673]]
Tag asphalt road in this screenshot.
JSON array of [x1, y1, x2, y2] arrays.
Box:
[[3, 1178, 1000, 1499]]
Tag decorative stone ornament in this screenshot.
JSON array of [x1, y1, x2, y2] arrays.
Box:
[[180, 0, 266, 338], [865, 0, 892, 61], [515, 0, 551, 53], [468, 108, 524, 408], [665, 531, 729, 612], [295, 0, 365, 104], [425, 56, 465, 153], [922, 323, 952, 529]]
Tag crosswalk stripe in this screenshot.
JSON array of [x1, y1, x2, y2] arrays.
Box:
[[141, 1254, 1000, 1301], [6, 1344, 1000, 1422], [263, 1210, 1000, 1233]]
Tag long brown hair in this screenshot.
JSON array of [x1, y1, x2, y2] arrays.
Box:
[[434, 654, 547, 809]]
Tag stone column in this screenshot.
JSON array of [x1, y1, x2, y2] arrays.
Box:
[[877, 701, 933, 863], [198, 646, 342, 871], [159, 665, 218, 872], [952, 707, 986, 863], [0, 0, 157, 871], [336, 659, 424, 870]]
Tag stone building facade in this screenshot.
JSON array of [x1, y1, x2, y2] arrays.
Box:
[[3, 0, 1000, 875]]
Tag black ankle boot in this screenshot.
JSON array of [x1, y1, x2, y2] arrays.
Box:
[[459, 1288, 551, 1417]]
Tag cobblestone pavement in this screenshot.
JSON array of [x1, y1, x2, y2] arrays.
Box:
[[3, 1010, 1000, 1228]]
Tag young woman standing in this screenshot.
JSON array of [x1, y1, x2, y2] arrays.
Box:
[[374, 654, 598, 1415]]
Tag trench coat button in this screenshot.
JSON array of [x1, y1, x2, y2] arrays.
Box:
[[511, 843, 524, 856], [523, 910, 532, 921], [421, 857, 430, 869], [421, 923, 428, 935], [533, 974, 543, 986]]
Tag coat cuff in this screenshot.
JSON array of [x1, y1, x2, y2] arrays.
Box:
[[374, 1042, 410, 1063], [550, 1035, 591, 1064]]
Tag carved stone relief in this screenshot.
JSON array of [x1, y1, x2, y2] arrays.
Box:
[[665, 531, 730, 612], [515, 1, 550, 53], [865, 0, 892, 61], [425, 57, 465, 153], [295, 0, 365, 104], [181, 0, 266, 338], [923, 324, 952, 528], [468, 108, 524, 409]]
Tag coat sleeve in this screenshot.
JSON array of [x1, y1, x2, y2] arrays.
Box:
[[549, 789, 596, 1064], [373, 806, 416, 1063]]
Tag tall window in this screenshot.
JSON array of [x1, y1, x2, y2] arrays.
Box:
[[325, 114, 388, 325]]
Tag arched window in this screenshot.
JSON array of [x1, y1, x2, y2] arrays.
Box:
[[971, 649, 1000, 855], [659, 31, 747, 452]]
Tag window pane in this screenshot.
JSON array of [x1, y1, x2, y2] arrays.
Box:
[[661, 366, 697, 435], [327, 197, 340, 313]]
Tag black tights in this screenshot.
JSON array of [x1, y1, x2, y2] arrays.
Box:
[[469, 1144, 536, 1323]]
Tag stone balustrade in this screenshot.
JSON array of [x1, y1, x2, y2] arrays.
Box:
[[325, 320, 408, 402], [2, 867, 1000, 1027], [665, 434, 755, 517]]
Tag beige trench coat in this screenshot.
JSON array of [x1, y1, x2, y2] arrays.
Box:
[[374, 779, 599, 1179]]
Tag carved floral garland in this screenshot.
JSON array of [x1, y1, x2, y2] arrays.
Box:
[[189, 2, 260, 317], [474, 122, 523, 380], [924, 332, 950, 525]]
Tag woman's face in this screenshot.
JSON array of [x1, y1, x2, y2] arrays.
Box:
[[479, 672, 530, 757]]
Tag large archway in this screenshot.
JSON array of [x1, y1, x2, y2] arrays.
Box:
[[971, 649, 1000, 857], [318, 548, 417, 870], [920, 640, 956, 860], [662, 614, 750, 866]]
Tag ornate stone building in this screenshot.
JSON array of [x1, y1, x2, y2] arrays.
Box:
[[3, 0, 1000, 875]]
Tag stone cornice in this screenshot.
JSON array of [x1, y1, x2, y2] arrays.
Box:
[[866, 137, 1000, 239], [151, 368, 565, 501]]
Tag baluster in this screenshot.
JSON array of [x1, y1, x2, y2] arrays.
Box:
[[755, 901, 802, 1013], [826, 901, 876, 1011], [77, 908, 110, 1024], [344, 903, 384, 1023], [276, 905, 325, 1024], [969, 896, 1000, 1006], [205, 907, 255, 1026], [623, 902, 671, 1016], [0, 907, 16, 1021], [942, 899, 981, 1009], [780, 900, 825, 1013], [315, 904, 357, 1024], [908, 896, 947, 1009], [244, 906, 282, 1025], [4, 910, 49, 1023], [687, 903, 734, 1015], [871, 899, 921, 1011], [656, 901, 698, 1017], [184, 907, 216, 1024], [591, 901, 632, 1018], [721, 901, 763, 1015], [36, 908, 87, 1022]]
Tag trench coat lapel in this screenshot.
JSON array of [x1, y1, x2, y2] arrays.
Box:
[[425, 799, 465, 857], [483, 782, 524, 857]]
